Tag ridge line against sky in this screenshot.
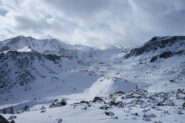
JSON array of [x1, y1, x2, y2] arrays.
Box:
[[0, 0, 185, 49]]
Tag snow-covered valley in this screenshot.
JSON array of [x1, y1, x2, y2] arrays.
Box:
[[0, 36, 185, 123]]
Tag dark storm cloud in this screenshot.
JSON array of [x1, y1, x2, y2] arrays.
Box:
[[0, 0, 185, 48]]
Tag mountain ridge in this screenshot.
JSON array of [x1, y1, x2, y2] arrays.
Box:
[[0, 35, 185, 123], [125, 36, 185, 58]]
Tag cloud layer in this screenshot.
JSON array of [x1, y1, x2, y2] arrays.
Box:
[[0, 0, 185, 48]]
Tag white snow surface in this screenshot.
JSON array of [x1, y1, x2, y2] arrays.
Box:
[[0, 36, 185, 123]]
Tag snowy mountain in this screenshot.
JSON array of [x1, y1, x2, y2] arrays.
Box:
[[0, 36, 185, 123], [0, 35, 84, 57], [125, 36, 185, 58]]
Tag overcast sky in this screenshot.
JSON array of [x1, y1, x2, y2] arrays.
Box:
[[0, 0, 185, 49]]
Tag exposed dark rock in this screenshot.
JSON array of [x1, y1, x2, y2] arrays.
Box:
[[57, 118, 62, 123], [8, 116, 16, 121], [1, 107, 14, 114], [80, 101, 89, 104], [9, 120, 15, 123], [114, 91, 125, 95], [111, 116, 118, 119], [0, 46, 10, 52], [150, 50, 185, 62], [93, 97, 104, 103], [40, 109, 46, 113], [0, 53, 4, 59], [109, 101, 124, 107], [159, 51, 173, 58], [183, 102, 185, 108], [0, 115, 9, 123], [175, 50, 185, 55], [0, 50, 63, 93], [60, 99, 67, 106], [132, 112, 139, 116], [99, 105, 110, 110], [23, 105, 29, 112], [150, 56, 158, 62], [105, 111, 115, 116], [49, 99, 67, 108], [143, 113, 156, 121], [157, 103, 164, 106], [125, 36, 185, 58], [6, 36, 23, 45], [169, 80, 175, 83], [44, 54, 60, 63]]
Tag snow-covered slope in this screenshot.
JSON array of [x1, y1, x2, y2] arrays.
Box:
[[0, 36, 78, 56], [0, 36, 185, 123]]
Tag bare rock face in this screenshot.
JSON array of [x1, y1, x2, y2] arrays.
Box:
[[0, 115, 9, 123], [149, 50, 185, 62], [93, 97, 104, 103], [159, 51, 173, 58], [0, 51, 62, 93], [125, 36, 185, 58], [105, 111, 115, 116]]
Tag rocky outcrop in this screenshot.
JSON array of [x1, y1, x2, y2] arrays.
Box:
[[125, 36, 185, 58], [0, 51, 62, 93], [150, 50, 185, 62], [0, 115, 9, 123]]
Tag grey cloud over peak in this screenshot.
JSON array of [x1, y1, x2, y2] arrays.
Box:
[[0, 0, 185, 49]]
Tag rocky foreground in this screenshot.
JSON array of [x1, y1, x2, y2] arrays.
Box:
[[1, 89, 185, 123]]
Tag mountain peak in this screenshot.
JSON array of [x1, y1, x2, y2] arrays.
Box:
[[0, 35, 94, 55], [0, 36, 73, 55]]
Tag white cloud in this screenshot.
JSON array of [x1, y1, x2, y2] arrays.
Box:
[[0, 0, 185, 49]]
